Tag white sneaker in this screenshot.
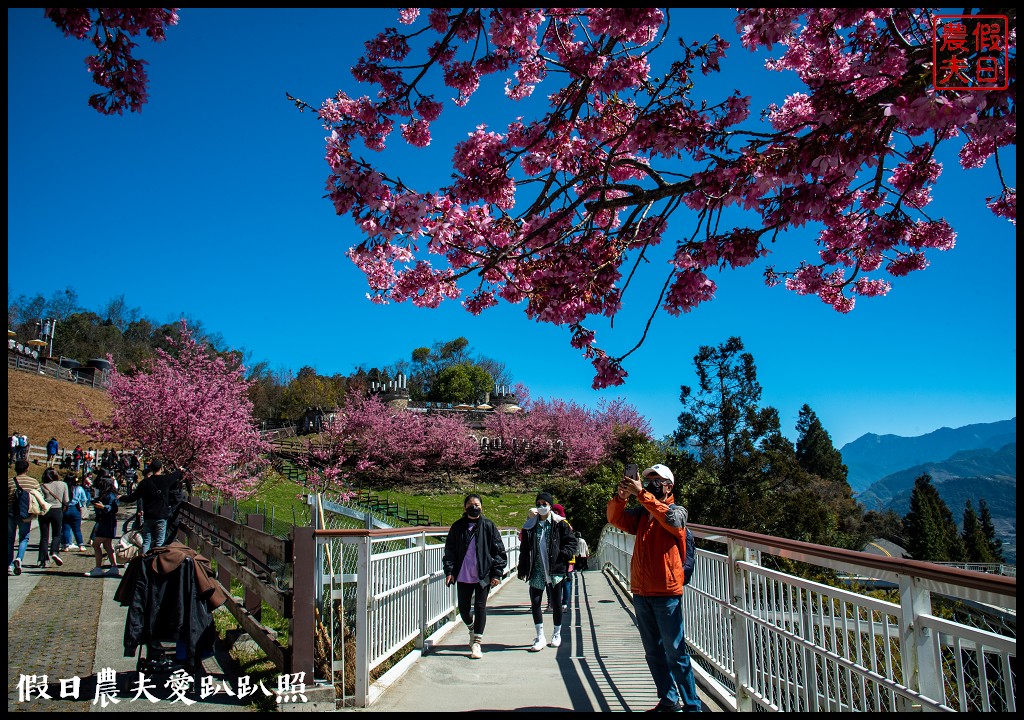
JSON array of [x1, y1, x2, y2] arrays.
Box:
[[85, 567, 105, 577], [549, 629, 562, 648], [470, 642, 482, 659], [52, 554, 64, 567], [530, 635, 546, 652]]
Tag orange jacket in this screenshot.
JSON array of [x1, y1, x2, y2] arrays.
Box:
[[607, 490, 688, 596]]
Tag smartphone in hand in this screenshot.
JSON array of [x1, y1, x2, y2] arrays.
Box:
[[624, 463, 639, 479]]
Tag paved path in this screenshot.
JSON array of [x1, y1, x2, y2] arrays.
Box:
[[366, 570, 725, 713], [11, 520, 725, 713], [7, 515, 251, 713]]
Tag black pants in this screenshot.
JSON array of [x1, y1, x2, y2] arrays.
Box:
[[457, 581, 491, 636], [530, 582, 564, 626], [38, 506, 64, 563]]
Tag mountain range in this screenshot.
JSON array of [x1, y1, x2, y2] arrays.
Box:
[[840, 418, 1016, 564]]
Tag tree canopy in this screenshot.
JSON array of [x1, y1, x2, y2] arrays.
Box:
[[48, 9, 1016, 388]]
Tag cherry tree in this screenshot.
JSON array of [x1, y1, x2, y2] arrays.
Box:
[[482, 390, 649, 475], [74, 320, 270, 497], [304, 8, 1016, 388], [300, 393, 480, 489], [52, 9, 1016, 387], [44, 8, 178, 115]]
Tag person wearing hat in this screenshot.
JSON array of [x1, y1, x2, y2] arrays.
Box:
[[517, 491, 577, 652], [607, 463, 700, 713]]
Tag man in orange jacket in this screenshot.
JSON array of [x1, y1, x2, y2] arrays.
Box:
[[607, 463, 700, 713]]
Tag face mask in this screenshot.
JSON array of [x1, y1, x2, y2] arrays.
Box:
[[645, 481, 666, 498], [466, 507, 481, 519], [537, 505, 550, 516]]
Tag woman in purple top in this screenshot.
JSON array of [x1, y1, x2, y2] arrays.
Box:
[[442, 494, 508, 659]]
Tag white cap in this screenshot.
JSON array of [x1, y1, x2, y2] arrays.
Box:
[[642, 464, 674, 485]]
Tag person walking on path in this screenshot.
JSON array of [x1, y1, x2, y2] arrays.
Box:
[[46, 437, 59, 467], [8, 459, 39, 575], [118, 458, 183, 553], [518, 491, 577, 652], [551, 503, 576, 612], [443, 493, 509, 659], [62, 472, 90, 551], [607, 463, 701, 713], [38, 467, 69, 568], [574, 531, 590, 571], [85, 474, 120, 577]]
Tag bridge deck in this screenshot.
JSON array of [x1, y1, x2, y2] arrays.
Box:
[[367, 570, 725, 712]]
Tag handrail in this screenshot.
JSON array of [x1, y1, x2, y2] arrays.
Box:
[[598, 522, 1016, 713], [687, 522, 1015, 608]]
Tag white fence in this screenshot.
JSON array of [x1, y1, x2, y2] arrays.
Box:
[[598, 524, 1016, 712], [312, 519, 521, 706]]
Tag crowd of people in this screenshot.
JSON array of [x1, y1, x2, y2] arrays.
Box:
[[7, 453, 187, 579], [10, 452, 698, 711]]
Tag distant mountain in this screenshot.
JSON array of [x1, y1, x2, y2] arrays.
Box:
[[841, 418, 1016, 493], [857, 443, 1016, 509], [858, 443, 1017, 564]]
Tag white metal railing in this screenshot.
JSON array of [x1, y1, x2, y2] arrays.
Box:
[[312, 523, 521, 707], [597, 524, 1016, 713]]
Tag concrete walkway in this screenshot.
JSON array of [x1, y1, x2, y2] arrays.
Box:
[[365, 570, 724, 713]]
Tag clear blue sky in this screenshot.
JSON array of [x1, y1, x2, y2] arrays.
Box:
[[7, 8, 1017, 448]]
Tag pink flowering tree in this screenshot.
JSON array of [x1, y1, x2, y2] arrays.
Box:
[[482, 392, 641, 476], [74, 320, 270, 498], [54, 9, 1015, 387], [300, 393, 480, 490], [44, 8, 179, 115], [299, 8, 1015, 388]]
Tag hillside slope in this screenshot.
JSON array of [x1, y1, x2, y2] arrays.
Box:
[[7, 367, 114, 450]]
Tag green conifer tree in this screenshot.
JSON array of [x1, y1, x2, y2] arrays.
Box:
[[977, 498, 1006, 563]]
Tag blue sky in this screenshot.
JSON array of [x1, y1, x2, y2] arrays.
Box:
[[7, 8, 1017, 449]]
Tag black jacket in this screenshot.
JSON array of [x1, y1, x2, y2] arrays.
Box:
[[443, 515, 508, 586], [120, 471, 183, 519], [517, 516, 577, 580], [115, 543, 226, 659]]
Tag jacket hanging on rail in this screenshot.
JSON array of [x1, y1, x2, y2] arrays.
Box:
[[115, 542, 227, 659]]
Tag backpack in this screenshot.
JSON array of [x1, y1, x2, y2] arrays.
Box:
[[17, 436, 27, 448], [681, 527, 695, 586], [10, 478, 31, 521]]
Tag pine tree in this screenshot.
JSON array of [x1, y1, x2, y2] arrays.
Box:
[[977, 498, 1006, 563], [673, 336, 783, 529], [904, 474, 965, 562], [795, 404, 848, 484], [961, 501, 994, 563]]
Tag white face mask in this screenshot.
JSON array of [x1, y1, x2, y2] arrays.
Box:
[[536, 505, 550, 516]]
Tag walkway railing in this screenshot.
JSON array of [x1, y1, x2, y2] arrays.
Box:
[[598, 524, 1016, 712]]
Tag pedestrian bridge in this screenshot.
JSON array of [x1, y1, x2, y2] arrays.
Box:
[[298, 503, 1016, 712]]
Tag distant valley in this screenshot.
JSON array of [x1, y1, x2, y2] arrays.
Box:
[[840, 418, 1016, 564]]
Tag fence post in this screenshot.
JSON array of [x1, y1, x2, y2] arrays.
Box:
[[291, 526, 315, 680], [218, 502, 234, 595], [355, 535, 372, 706], [246, 513, 265, 621], [727, 537, 753, 712], [897, 575, 940, 710], [417, 530, 427, 651]]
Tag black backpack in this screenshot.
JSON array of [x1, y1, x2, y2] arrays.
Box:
[[681, 527, 695, 586], [10, 478, 31, 521]]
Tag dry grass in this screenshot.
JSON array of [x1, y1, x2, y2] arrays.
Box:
[[7, 367, 115, 450]]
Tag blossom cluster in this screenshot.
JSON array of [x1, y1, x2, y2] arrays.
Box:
[[302, 8, 1016, 387]]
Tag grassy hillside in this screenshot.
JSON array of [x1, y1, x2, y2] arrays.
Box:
[[7, 367, 114, 452]]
